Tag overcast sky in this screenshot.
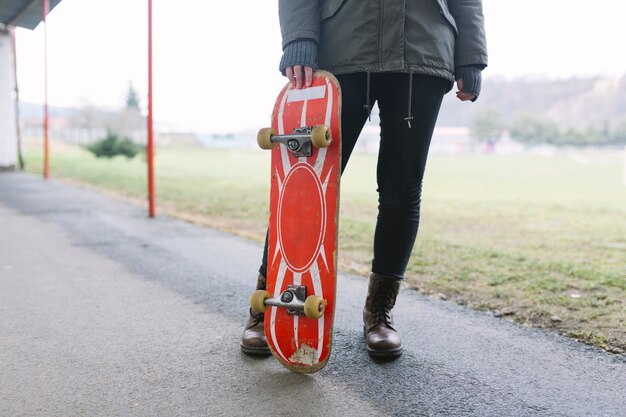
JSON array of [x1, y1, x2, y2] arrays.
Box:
[[14, 0, 626, 133]]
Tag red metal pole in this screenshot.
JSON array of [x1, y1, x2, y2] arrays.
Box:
[[43, 0, 49, 179], [9, 27, 24, 170], [147, 0, 155, 217]]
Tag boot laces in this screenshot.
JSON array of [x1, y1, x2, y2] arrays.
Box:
[[370, 285, 396, 326], [249, 309, 265, 324], [372, 309, 392, 326]]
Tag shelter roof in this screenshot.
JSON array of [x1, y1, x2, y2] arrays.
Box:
[[0, 0, 62, 30]]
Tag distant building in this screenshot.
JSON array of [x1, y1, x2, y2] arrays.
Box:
[[430, 127, 474, 154]]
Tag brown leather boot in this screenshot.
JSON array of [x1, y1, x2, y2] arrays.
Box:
[[240, 273, 271, 356], [363, 273, 403, 357]]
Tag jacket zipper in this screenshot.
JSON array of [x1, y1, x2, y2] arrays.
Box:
[[405, 68, 415, 128], [364, 68, 372, 121], [379, 0, 384, 72]]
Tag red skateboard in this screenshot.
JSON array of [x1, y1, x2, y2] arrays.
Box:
[[250, 71, 341, 373]]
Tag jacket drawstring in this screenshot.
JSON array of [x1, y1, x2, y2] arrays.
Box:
[[363, 67, 372, 121], [404, 68, 414, 129]]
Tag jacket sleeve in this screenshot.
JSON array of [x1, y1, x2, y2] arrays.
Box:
[[447, 0, 488, 67], [279, 0, 321, 48]]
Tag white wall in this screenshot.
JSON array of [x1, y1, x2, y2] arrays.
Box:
[[0, 31, 17, 169]]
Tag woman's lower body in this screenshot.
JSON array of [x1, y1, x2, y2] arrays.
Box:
[[242, 72, 448, 357]]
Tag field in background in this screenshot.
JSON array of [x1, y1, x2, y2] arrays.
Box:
[[23, 140, 626, 352]]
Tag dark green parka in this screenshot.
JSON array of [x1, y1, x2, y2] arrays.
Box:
[[279, 0, 488, 84]]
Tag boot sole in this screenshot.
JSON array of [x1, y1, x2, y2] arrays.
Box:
[[366, 346, 403, 358], [363, 326, 403, 358], [240, 342, 272, 356]]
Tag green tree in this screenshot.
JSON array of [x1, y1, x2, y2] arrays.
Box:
[[509, 113, 560, 145], [560, 123, 612, 147], [559, 127, 588, 147], [470, 110, 504, 145], [583, 124, 605, 146], [126, 82, 140, 110], [611, 119, 626, 145], [85, 131, 144, 159]]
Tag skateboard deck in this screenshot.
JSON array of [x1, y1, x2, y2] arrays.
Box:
[[251, 71, 341, 373]]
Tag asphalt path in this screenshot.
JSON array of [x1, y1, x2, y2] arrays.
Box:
[[0, 172, 624, 417]]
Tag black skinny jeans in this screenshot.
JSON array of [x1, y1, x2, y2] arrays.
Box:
[[259, 72, 448, 280]]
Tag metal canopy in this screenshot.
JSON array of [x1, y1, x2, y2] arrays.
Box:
[[0, 0, 62, 30]]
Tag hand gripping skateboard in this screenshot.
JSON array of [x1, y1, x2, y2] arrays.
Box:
[[250, 71, 341, 373]]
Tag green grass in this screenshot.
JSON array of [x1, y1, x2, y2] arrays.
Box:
[[24, 140, 626, 353]]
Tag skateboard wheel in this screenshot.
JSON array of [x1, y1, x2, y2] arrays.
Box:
[[250, 290, 271, 313], [257, 128, 276, 150], [304, 295, 326, 319], [310, 125, 331, 148]]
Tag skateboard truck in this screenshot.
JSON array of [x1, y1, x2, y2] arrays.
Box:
[[277, 127, 313, 157], [257, 125, 332, 157], [268, 285, 308, 316], [250, 285, 326, 319]]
